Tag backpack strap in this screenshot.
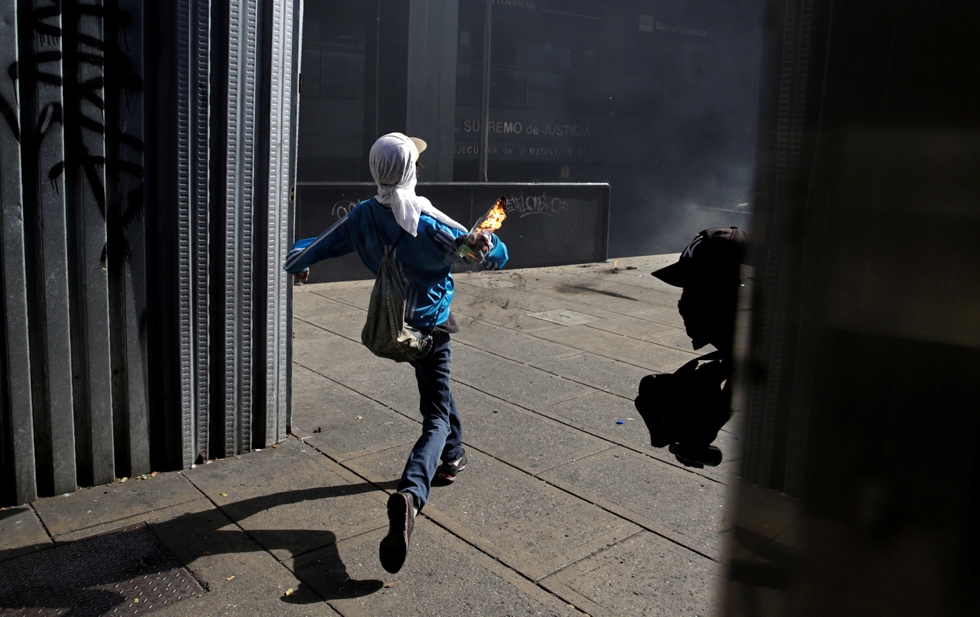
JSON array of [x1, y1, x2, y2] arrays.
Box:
[[368, 204, 407, 255]]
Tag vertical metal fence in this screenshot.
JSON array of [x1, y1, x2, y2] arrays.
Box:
[[0, 0, 301, 506]]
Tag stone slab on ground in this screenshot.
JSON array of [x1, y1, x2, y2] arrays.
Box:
[[452, 319, 581, 365], [293, 293, 367, 341], [450, 382, 612, 475], [530, 271, 682, 309], [538, 390, 655, 449], [533, 324, 698, 372], [541, 530, 720, 617], [148, 500, 340, 617], [532, 351, 656, 398], [451, 345, 592, 409], [452, 283, 569, 317], [290, 521, 584, 617], [291, 365, 419, 457], [589, 309, 694, 344], [451, 297, 571, 333], [527, 277, 677, 316], [35, 489, 340, 616], [0, 506, 52, 561], [299, 284, 371, 310], [352, 449, 642, 581], [541, 392, 741, 484], [183, 439, 389, 562], [31, 472, 202, 538], [292, 319, 377, 373], [539, 447, 727, 557]]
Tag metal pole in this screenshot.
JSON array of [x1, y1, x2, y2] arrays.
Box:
[[478, 0, 492, 182]]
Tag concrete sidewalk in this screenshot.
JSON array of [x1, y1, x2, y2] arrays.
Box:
[[0, 256, 739, 616]]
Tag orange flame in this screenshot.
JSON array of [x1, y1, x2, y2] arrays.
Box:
[[476, 197, 507, 232]]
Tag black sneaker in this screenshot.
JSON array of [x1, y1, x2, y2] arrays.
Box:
[[668, 443, 723, 468], [379, 491, 416, 573], [436, 453, 467, 484]]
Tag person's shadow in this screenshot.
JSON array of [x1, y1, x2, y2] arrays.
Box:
[[0, 479, 398, 613]]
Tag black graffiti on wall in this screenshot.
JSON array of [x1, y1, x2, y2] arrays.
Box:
[[7, 0, 145, 267]]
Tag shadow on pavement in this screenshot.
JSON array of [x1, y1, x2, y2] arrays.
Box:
[[0, 479, 400, 611]]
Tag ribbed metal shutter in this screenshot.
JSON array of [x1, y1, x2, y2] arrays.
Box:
[[0, 0, 302, 506]]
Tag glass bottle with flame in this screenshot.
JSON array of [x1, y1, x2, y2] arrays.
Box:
[[458, 196, 507, 261]]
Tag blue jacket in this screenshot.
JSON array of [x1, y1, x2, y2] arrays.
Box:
[[284, 198, 508, 328]]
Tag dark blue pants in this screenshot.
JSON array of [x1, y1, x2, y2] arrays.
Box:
[[398, 330, 463, 507]]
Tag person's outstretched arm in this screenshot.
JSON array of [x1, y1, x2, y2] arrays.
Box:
[[283, 214, 355, 279]]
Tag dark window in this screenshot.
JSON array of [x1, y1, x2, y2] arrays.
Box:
[[456, 61, 482, 107], [692, 48, 704, 76], [321, 50, 365, 100], [617, 79, 665, 118], [459, 63, 527, 109], [527, 70, 560, 110], [458, 29, 478, 62], [490, 66, 526, 109], [302, 48, 321, 97], [561, 74, 598, 114]]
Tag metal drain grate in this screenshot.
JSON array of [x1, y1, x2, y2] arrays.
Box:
[[0, 523, 203, 616]]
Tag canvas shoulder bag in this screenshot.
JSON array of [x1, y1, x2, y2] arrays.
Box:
[[360, 209, 433, 362]]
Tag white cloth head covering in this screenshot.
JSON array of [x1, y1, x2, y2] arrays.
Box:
[[369, 133, 468, 237]]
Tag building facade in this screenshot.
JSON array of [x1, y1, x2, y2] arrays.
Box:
[[298, 0, 762, 255]]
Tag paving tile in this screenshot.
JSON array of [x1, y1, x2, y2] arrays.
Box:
[[541, 531, 720, 617], [533, 324, 697, 372], [44, 484, 342, 615], [292, 287, 337, 316], [294, 294, 366, 340], [533, 270, 680, 302], [541, 392, 742, 483], [450, 382, 611, 474], [451, 299, 568, 334], [515, 294, 685, 338], [451, 346, 591, 409], [578, 312, 684, 341], [539, 447, 728, 557], [183, 440, 390, 561], [452, 319, 580, 365], [0, 506, 52, 561], [532, 352, 654, 398], [527, 308, 599, 326], [292, 327, 424, 421], [553, 256, 682, 294], [649, 327, 705, 352], [453, 269, 526, 290], [300, 283, 372, 309], [290, 519, 581, 617], [51, 497, 213, 544], [339, 443, 410, 491], [527, 277, 678, 315], [538, 391, 650, 449], [290, 364, 419, 456], [315, 363, 427, 420], [351, 449, 641, 580], [292, 320, 372, 374], [632, 305, 687, 329], [147, 500, 341, 616], [32, 471, 202, 537], [452, 283, 568, 316]]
